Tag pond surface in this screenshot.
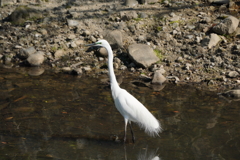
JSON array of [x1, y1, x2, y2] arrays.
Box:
[[0, 67, 239, 160]]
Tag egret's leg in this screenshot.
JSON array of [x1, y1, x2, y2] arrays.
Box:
[[124, 118, 128, 142], [129, 122, 135, 143]]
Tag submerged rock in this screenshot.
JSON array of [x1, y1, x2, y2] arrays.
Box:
[[221, 88, 240, 98], [28, 67, 45, 76]]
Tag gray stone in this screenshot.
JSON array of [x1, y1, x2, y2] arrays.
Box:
[[167, 76, 180, 83], [75, 39, 84, 46], [139, 12, 148, 18], [128, 44, 159, 68], [40, 29, 48, 35], [98, 47, 108, 57], [61, 67, 72, 73], [67, 34, 76, 40], [185, 63, 192, 70], [27, 51, 45, 66], [82, 66, 92, 72], [54, 49, 66, 59], [90, 36, 97, 43], [72, 68, 83, 75], [124, 0, 138, 7], [201, 36, 210, 46], [104, 30, 123, 49], [67, 19, 79, 27], [0, 0, 16, 7], [208, 33, 221, 49], [169, 13, 180, 22], [212, 16, 239, 35], [223, 88, 240, 98], [227, 71, 239, 78], [19, 47, 36, 60], [157, 32, 173, 41], [70, 42, 77, 48], [83, 30, 91, 37], [208, 0, 229, 4], [152, 70, 166, 84], [176, 56, 183, 62], [120, 11, 138, 21], [203, 17, 212, 23]]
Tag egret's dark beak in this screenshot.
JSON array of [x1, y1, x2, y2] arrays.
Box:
[[85, 43, 96, 46]]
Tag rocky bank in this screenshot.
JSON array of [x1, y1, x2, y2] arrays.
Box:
[[0, 0, 240, 96]]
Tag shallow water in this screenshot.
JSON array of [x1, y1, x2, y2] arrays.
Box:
[[0, 67, 239, 160]]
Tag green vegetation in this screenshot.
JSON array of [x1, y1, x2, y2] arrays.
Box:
[[188, 18, 197, 24], [156, 26, 162, 31], [169, 20, 181, 24], [154, 49, 164, 62], [50, 46, 58, 53], [133, 18, 143, 22]]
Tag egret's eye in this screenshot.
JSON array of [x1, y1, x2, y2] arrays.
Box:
[[96, 42, 102, 45]]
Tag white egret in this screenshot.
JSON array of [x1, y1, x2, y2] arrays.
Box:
[[87, 40, 162, 142]]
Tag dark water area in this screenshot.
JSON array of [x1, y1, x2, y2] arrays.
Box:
[[0, 67, 239, 160]]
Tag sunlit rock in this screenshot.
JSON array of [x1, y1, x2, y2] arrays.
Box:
[[104, 30, 123, 49], [152, 70, 166, 85], [212, 16, 239, 35], [54, 49, 66, 60], [19, 47, 36, 60], [27, 51, 45, 66], [128, 44, 159, 68]]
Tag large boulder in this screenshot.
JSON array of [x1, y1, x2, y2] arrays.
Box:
[[120, 11, 138, 21], [104, 30, 123, 49], [18, 47, 36, 59], [128, 44, 159, 68], [8, 6, 42, 25], [27, 51, 45, 66], [212, 16, 239, 35]]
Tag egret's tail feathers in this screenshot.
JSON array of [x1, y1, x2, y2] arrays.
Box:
[[136, 113, 162, 137], [139, 120, 162, 137]]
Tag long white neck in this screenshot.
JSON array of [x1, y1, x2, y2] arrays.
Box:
[[105, 44, 120, 90]]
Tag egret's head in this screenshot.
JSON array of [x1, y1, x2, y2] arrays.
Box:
[[86, 39, 109, 48]]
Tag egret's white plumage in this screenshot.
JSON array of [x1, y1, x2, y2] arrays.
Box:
[[87, 40, 162, 142]]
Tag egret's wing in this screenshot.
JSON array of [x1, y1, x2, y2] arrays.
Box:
[[115, 89, 150, 122]]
